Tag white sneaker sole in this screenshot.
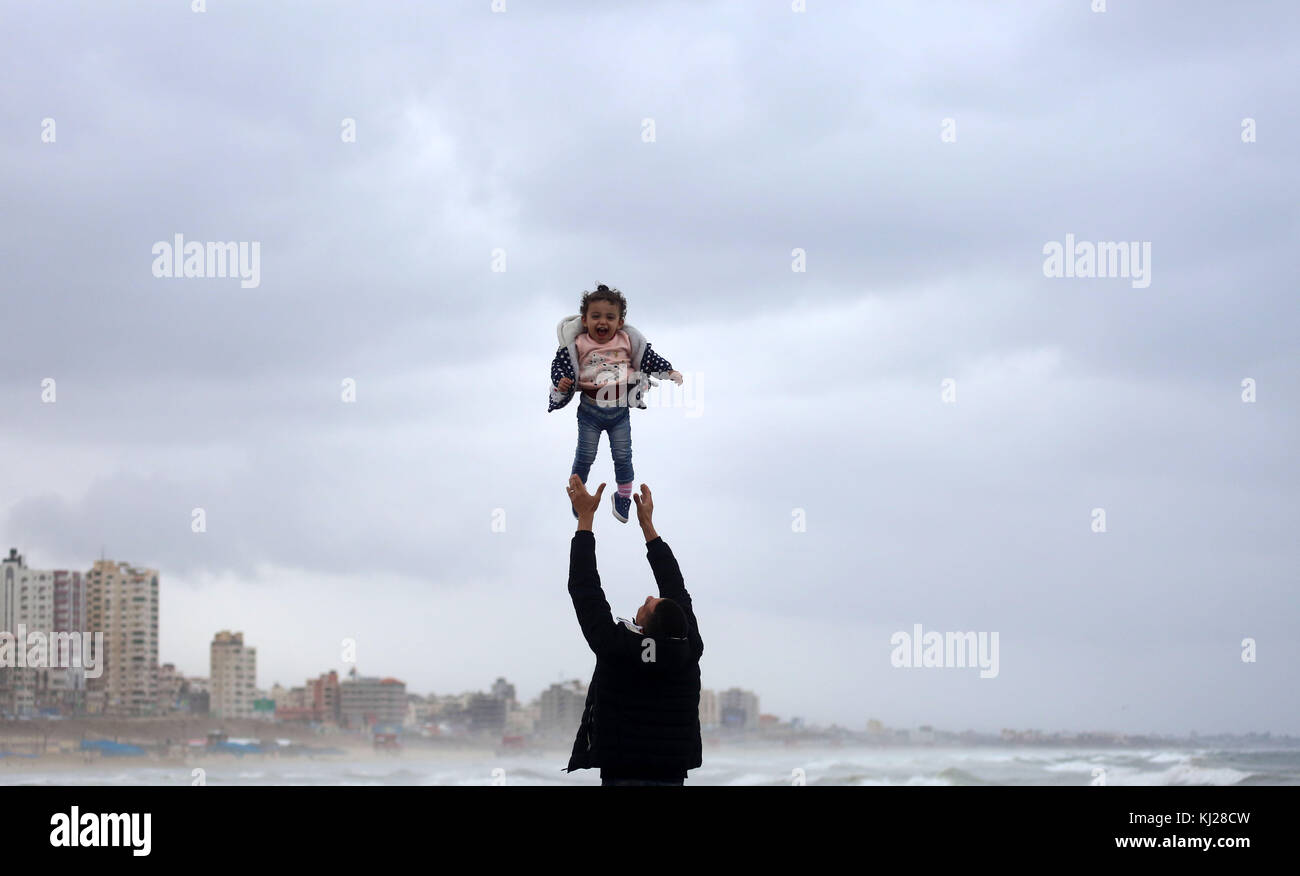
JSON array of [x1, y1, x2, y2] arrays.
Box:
[[611, 494, 629, 523]]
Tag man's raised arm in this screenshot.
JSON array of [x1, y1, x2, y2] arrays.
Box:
[[565, 475, 621, 657], [633, 485, 703, 659]]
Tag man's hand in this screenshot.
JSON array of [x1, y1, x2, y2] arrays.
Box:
[[632, 484, 658, 542], [556, 376, 574, 392], [567, 475, 604, 529]]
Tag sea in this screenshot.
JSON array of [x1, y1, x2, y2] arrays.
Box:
[[3, 746, 1297, 786]]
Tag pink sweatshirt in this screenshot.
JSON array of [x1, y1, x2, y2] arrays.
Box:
[[574, 330, 634, 392]]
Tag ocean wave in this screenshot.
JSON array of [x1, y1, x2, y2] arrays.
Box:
[[934, 767, 987, 785], [1152, 763, 1249, 786], [1042, 758, 1105, 773]]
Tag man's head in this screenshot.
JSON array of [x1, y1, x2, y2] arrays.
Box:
[[580, 283, 627, 343], [636, 595, 687, 639]]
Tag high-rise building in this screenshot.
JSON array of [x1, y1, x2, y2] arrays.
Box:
[[85, 559, 159, 716], [538, 679, 587, 736], [719, 687, 760, 729], [49, 569, 88, 713], [0, 548, 17, 634], [1, 548, 45, 715], [210, 630, 257, 719], [699, 689, 719, 728], [51, 570, 86, 635], [1, 549, 93, 716]]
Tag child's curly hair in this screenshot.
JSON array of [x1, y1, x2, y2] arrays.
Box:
[[580, 283, 627, 319]]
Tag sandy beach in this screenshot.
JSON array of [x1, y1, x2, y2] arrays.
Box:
[[0, 716, 518, 777]]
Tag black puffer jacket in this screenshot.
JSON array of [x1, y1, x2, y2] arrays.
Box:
[[564, 531, 703, 779]]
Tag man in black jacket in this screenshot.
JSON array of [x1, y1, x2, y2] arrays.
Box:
[[563, 475, 703, 786]]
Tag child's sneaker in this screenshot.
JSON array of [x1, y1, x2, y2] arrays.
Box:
[[611, 493, 631, 523]]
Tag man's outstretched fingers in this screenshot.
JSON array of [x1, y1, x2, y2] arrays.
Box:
[[570, 479, 604, 516]]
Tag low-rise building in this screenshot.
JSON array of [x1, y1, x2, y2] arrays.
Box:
[[339, 675, 406, 729]]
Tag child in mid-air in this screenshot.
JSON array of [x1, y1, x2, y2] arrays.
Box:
[[548, 284, 682, 522]]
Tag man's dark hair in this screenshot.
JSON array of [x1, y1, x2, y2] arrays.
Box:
[[580, 283, 627, 319], [644, 598, 688, 639]]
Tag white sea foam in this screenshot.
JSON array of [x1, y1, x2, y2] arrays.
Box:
[[1152, 763, 1249, 786], [1042, 759, 1104, 773], [0, 746, 1288, 786]]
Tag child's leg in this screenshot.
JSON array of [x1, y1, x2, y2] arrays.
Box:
[[570, 402, 601, 482], [607, 408, 635, 498]]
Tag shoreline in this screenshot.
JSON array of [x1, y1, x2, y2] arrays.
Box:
[[0, 729, 576, 776]]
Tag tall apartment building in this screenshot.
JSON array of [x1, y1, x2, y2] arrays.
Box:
[[210, 630, 257, 719], [51, 570, 86, 635], [0, 549, 15, 633], [719, 687, 760, 729], [699, 688, 719, 729], [1, 548, 46, 715], [85, 559, 160, 716], [46, 568, 88, 712], [1, 549, 90, 716], [538, 679, 587, 736]]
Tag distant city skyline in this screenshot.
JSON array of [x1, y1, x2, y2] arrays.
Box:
[[2, 541, 1294, 737]]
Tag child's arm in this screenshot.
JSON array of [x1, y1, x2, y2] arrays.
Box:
[[548, 346, 576, 411], [642, 343, 683, 385]]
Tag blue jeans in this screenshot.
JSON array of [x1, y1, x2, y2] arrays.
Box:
[[571, 394, 634, 486]]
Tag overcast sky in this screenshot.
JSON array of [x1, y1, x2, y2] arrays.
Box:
[[1, 1, 1296, 736]]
